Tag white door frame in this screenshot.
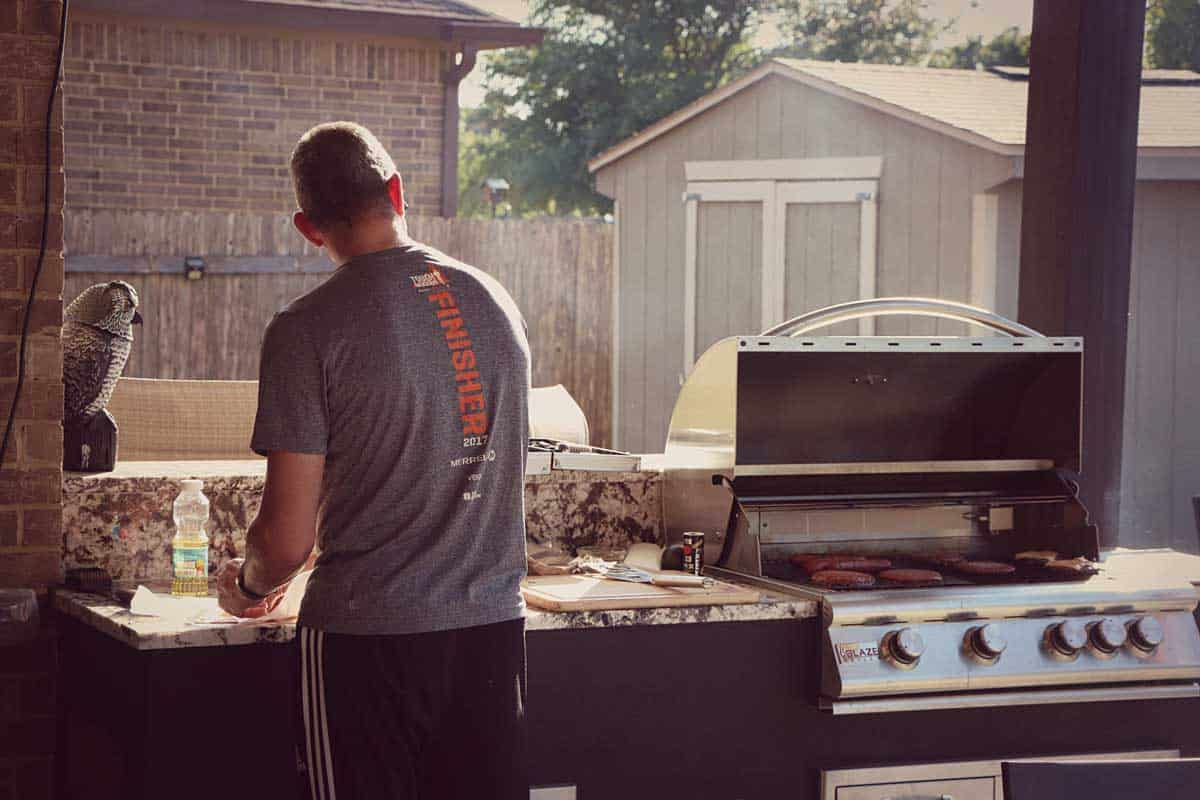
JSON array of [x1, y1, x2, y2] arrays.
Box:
[[682, 158, 882, 374]]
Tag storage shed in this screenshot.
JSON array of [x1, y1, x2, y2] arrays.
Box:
[[590, 58, 1200, 551]]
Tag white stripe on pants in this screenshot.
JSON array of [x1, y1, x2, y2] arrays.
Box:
[[301, 627, 338, 800]]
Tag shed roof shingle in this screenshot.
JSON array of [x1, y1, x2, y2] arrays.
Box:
[[590, 58, 1200, 172], [779, 58, 1200, 150]]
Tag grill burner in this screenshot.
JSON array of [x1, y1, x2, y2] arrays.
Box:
[[663, 299, 1200, 713]]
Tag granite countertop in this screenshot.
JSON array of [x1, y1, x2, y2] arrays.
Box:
[[53, 584, 818, 651], [64, 457, 665, 486], [51, 549, 1200, 651], [64, 459, 666, 585]]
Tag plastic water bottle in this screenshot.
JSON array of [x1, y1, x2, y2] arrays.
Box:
[[171, 479, 210, 597]]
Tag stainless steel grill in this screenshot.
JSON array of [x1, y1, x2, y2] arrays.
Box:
[[663, 298, 1200, 713]]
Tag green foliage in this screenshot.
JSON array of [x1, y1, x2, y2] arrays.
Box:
[[1145, 0, 1200, 70], [927, 25, 1029, 70], [770, 0, 946, 65], [458, 0, 761, 217]]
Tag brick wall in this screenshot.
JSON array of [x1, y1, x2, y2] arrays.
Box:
[[62, 12, 449, 215], [0, 2, 65, 798]]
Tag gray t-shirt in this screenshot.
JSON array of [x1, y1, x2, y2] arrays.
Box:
[[251, 243, 530, 635]]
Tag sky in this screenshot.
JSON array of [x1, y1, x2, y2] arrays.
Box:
[[458, 0, 1035, 107]]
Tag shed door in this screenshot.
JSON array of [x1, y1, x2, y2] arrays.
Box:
[[683, 166, 879, 372], [779, 181, 877, 337], [689, 181, 771, 358]]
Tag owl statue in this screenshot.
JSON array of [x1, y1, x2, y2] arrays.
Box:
[[61, 282, 142, 468]]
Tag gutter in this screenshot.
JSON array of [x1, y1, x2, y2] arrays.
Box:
[[73, 0, 544, 50], [441, 43, 479, 218]]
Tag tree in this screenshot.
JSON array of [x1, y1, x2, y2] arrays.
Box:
[[1145, 0, 1200, 70], [927, 26, 1029, 70], [460, 0, 762, 217], [770, 0, 945, 65]]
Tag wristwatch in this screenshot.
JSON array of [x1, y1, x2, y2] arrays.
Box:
[[236, 564, 270, 601]]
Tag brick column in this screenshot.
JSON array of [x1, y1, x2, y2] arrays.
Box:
[[0, 3, 65, 799], [0, 0, 65, 591]]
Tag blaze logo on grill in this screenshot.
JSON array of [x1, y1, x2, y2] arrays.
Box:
[[834, 641, 880, 665]]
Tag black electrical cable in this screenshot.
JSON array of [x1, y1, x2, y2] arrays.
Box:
[[0, 0, 69, 470]]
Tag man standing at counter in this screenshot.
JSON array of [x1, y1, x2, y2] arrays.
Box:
[[216, 122, 532, 799]]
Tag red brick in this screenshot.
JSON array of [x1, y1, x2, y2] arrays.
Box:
[[0, 40, 61, 82], [0, 550, 61, 590], [0, 256, 17, 292], [0, 1, 18, 33], [21, 507, 59, 546], [25, 1, 65, 37], [0, 128, 18, 164], [23, 335, 59, 380], [20, 166, 64, 207], [0, 509, 17, 546], [0, 254, 62, 297], [0, 84, 17, 124], [0, 168, 16, 205], [22, 85, 63, 126], [15, 214, 63, 253], [0, 298, 61, 334], [0, 468, 60, 505], [0, 211, 17, 248], [92, 110, 127, 123], [0, 342, 15, 376], [131, 65, 169, 77], [17, 129, 63, 166], [0, 377, 61, 420]]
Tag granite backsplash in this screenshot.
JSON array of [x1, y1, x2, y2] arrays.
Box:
[[63, 462, 663, 583]]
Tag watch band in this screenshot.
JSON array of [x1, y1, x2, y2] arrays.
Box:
[[236, 564, 270, 601]]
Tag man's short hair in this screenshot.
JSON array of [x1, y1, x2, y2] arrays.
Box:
[[290, 122, 398, 229]]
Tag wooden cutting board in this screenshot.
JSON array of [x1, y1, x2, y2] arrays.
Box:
[[521, 573, 760, 611]]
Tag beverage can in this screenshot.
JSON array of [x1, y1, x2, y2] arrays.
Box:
[[682, 531, 705, 576]]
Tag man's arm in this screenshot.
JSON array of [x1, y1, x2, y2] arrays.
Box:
[[217, 450, 323, 616]]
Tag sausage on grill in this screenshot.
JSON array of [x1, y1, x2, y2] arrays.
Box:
[[879, 568, 943, 586], [792, 555, 892, 573], [809, 570, 876, 589], [915, 552, 967, 568]]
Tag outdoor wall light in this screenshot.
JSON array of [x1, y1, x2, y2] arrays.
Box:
[[184, 256, 206, 281]]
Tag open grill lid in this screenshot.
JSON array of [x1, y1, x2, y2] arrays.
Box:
[[662, 299, 1086, 549], [733, 335, 1084, 485]]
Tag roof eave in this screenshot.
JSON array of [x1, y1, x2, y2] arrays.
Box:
[[72, 0, 543, 49], [589, 59, 1032, 174], [588, 61, 785, 173]]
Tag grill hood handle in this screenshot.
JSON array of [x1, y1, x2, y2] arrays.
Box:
[[761, 297, 1046, 338]]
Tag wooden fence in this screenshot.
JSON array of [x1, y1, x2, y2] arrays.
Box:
[[65, 210, 615, 446]]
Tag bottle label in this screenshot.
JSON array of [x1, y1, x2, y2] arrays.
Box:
[[173, 545, 208, 579]]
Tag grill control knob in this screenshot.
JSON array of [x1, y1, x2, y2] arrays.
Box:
[[885, 627, 926, 666], [1130, 616, 1165, 652], [1089, 618, 1129, 654], [969, 624, 1007, 661], [1049, 620, 1088, 657]]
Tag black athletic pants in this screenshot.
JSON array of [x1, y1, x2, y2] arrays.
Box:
[[297, 619, 528, 800]]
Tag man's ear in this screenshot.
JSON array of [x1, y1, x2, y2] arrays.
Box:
[[292, 211, 324, 248], [386, 174, 405, 216]]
